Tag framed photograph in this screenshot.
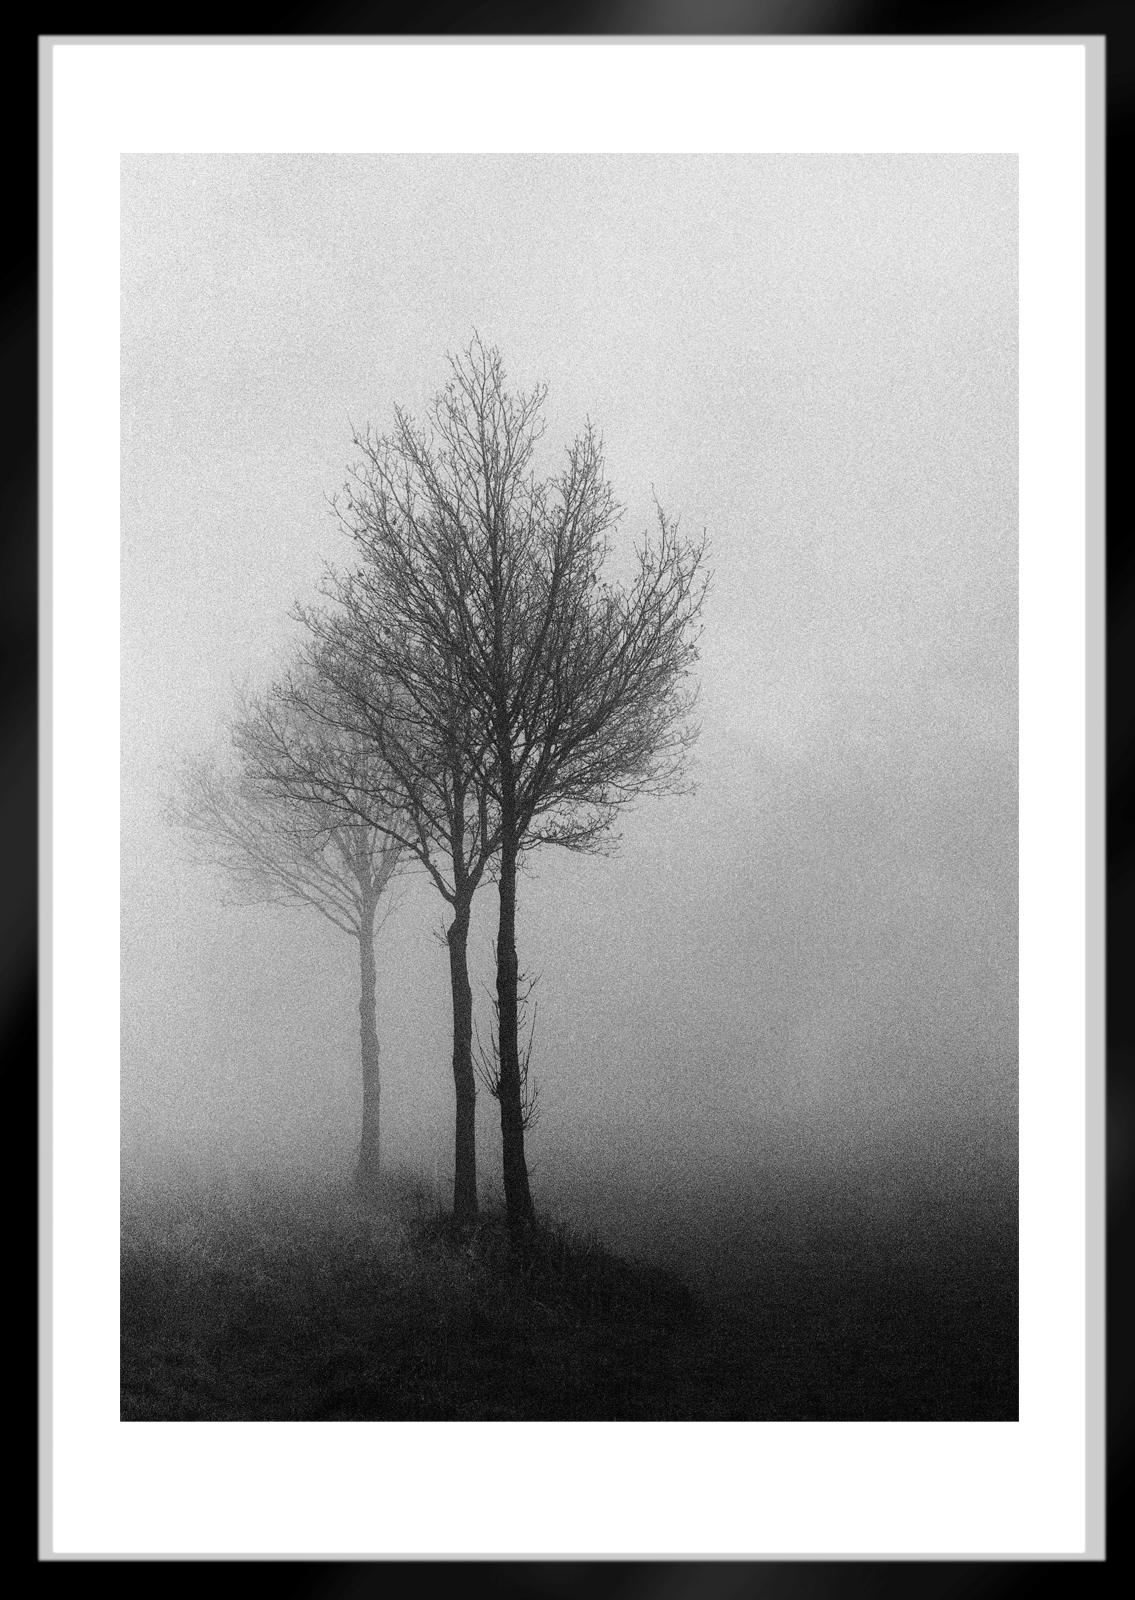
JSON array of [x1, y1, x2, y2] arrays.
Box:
[[41, 33, 1102, 1560]]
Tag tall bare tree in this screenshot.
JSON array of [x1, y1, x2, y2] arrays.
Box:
[[236, 632, 499, 1225], [288, 336, 709, 1236], [169, 718, 402, 1199]]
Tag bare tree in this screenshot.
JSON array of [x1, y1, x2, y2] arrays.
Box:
[[169, 711, 402, 1199], [235, 628, 499, 1226], [475, 963, 541, 1138], [296, 336, 709, 1236]]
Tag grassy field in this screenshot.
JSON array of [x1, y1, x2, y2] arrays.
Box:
[[121, 1170, 1016, 1421]]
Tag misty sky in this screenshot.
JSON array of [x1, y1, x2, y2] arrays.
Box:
[[121, 154, 1017, 1209]]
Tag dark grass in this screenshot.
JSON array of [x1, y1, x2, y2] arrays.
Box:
[[121, 1168, 1016, 1421]]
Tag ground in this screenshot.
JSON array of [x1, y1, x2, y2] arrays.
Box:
[[120, 1170, 1016, 1422]]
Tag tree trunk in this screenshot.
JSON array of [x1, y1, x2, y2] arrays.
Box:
[[496, 826, 536, 1236], [355, 898, 382, 1201], [447, 897, 479, 1224]]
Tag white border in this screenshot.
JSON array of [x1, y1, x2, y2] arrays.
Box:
[[49, 40, 1087, 1557]]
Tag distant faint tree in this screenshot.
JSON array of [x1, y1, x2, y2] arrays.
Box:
[[281, 336, 709, 1237], [169, 711, 402, 1199]]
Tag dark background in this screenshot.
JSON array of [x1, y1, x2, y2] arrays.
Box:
[[16, 0, 1124, 1585]]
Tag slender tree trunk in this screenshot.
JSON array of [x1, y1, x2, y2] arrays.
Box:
[[447, 896, 479, 1224], [355, 898, 382, 1201], [496, 824, 535, 1236]]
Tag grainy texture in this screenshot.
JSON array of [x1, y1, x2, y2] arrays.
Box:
[[122, 154, 1016, 1420]]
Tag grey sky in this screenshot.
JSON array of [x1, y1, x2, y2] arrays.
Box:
[[121, 154, 1016, 1206]]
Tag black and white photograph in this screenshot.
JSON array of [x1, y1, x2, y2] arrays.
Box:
[[41, 32, 1100, 1562], [119, 150, 1019, 1424]]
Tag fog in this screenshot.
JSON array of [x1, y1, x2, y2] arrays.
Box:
[[121, 154, 1016, 1279]]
